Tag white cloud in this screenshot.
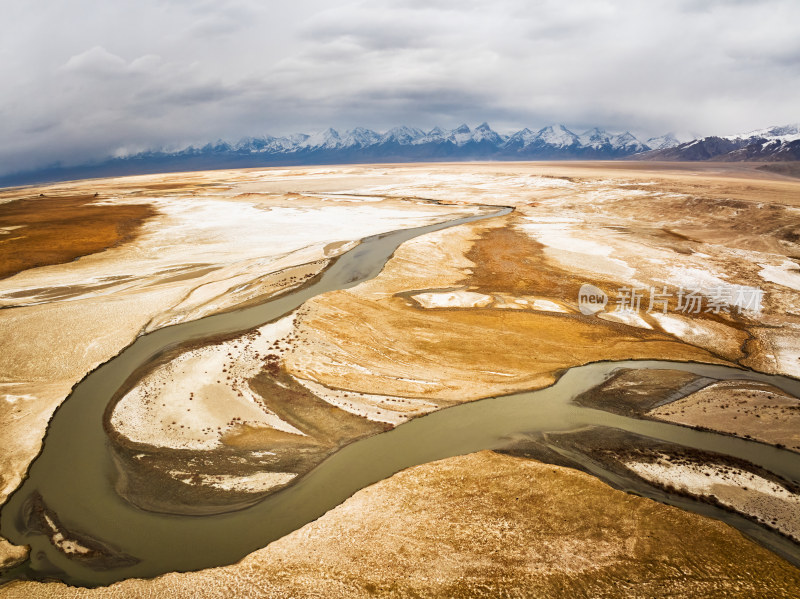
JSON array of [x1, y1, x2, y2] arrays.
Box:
[[0, 0, 798, 176], [63, 46, 127, 74], [129, 54, 163, 73]]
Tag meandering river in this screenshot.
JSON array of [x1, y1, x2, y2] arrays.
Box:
[[2, 205, 799, 587]]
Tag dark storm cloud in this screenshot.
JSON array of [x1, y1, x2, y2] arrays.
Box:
[[0, 0, 798, 175]]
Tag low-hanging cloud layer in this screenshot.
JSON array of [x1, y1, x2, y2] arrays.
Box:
[[1, 0, 798, 175]]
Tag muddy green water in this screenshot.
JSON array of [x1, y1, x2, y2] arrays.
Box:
[[2, 206, 800, 588]]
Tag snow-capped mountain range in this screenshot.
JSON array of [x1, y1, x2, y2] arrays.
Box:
[[167, 123, 664, 160], [2, 122, 796, 187], [637, 123, 800, 162]]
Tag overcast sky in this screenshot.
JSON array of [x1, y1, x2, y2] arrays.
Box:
[[1, 0, 798, 175]]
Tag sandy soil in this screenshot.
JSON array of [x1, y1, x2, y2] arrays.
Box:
[[0, 195, 155, 280], [574, 367, 714, 417], [0, 540, 25, 570], [3, 452, 799, 598], [759, 163, 800, 179], [626, 456, 800, 541], [650, 380, 800, 451]]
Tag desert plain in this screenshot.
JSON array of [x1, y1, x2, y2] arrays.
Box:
[[1, 161, 800, 597]]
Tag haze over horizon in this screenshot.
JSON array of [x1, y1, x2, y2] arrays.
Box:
[[1, 0, 799, 176]]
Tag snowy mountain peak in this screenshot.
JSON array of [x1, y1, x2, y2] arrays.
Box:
[[202, 139, 233, 153], [471, 122, 503, 144], [382, 126, 425, 144], [340, 127, 381, 148], [449, 124, 473, 145], [535, 125, 579, 148], [11, 121, 799, 187], [233, 136, 273, 152], [741, 123, 800, 139], [611, 132, 647, 152], [120, 122, 660, 166], [727, 123, 800, 143], [645, 133, 681, 150], [286, 133, 310, 144], [578, 128, 612, 149], [301, 128, 342, 150], [511, 127, 534, 137]]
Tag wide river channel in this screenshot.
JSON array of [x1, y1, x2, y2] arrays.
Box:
[[1, 205, 799, 587]]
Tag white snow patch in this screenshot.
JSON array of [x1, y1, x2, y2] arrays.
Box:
[[667, 266, 729, 290], [410, 290, 493, 309], [759, 260, 800, 291], [110, 314, 305, 450], [172, 471, 297, 493], [598, 311, 653, 330], [296, 378, 438, 425], [665, 267, 763, 313], [534, 298, 568, 312], [1, 393, 36, 404], [492, 295, 571, 313], [520, 222, 614, 257], [43, 514, 92, 556], [650, 312, 743, 354], [0, 193, 477, 312]]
